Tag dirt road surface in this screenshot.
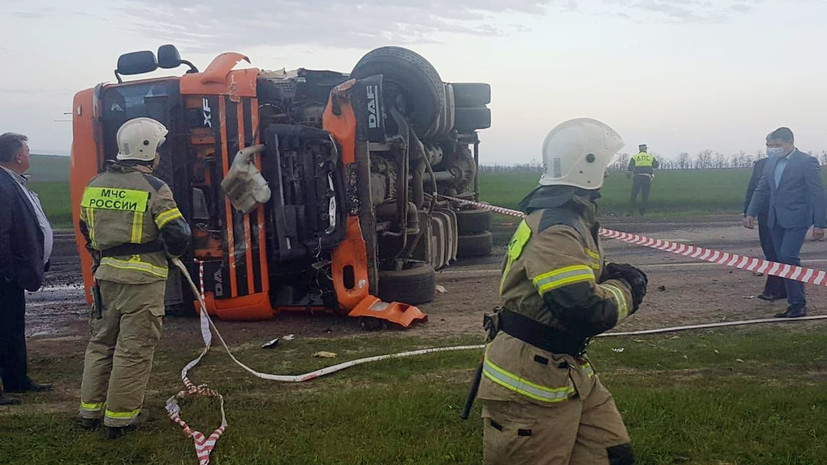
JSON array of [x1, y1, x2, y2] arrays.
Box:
[[28, 216, 827, 353]]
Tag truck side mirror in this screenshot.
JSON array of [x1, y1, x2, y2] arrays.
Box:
[[158, 44, 199, 74], [157, 44, 182, 69], [115, 50, 158, 83]]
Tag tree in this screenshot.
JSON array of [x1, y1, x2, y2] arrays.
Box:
[[612, 152, 630, 171], [713, 152, 727, 168], [695, 149, 713, 169], [678, 152, 690, 169]]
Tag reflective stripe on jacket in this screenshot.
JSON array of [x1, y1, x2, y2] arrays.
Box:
[[479, 203, 633, 405], [80, 163, 182, 284]]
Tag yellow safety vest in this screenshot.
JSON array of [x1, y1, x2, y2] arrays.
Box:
[[632, 152, 655, 167], [80, 164, 182, 284]]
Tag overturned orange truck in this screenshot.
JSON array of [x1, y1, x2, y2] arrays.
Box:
[[71, 45, 491, 324]]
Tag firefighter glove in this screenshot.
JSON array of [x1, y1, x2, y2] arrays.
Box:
[[602, 262, 647, 312]]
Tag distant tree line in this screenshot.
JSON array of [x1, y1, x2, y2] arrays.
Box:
[[480, 150, 827, 173]]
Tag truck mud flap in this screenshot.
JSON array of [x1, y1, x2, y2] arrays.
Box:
[[348, 295, 428, 328]]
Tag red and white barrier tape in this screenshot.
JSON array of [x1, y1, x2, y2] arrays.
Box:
[[166, 258, 227, 465], [168, 198, 827, 463], [169, 258, 483, 463], [441, 195, 827, 286]]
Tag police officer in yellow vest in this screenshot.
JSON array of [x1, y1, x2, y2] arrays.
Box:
[[627, 144, 659, 216], [76, 117, 191, 439], [478, 118, 648, 465]]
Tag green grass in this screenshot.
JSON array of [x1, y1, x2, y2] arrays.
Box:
[[479, 169, 767, 217], [28, 154, 71, 183], [28, 182, 71, 228], [2, 326, 827, 464], [27, 154, 822, 230]]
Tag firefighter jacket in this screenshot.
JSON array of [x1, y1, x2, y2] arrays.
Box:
[[79, 161, 191, 284], [478, 186, 635, 406], [627, 151, 659, 176]]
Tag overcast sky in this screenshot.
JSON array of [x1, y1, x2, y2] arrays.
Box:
[[1, 0, 826, 164]]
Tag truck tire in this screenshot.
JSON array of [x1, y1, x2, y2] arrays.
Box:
[[457, 231, 493, 258], [351, 46, 445, 137], [454, 107, 491, 132], [378, 263, 436, 305], [455, 208, 491, 235], [452, 83, 491, 107]]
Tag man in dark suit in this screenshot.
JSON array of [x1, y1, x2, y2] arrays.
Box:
[[0, 132, 53, 405], [745, 127, 827, 318], [744, 156, 786, 301]]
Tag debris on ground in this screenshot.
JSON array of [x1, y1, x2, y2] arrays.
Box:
[[313, 351, 337, 359]]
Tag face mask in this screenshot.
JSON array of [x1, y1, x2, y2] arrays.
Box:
[[767, 147, 787, 157]]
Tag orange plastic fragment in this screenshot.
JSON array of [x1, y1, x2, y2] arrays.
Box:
[[348, 295, 428, 328]]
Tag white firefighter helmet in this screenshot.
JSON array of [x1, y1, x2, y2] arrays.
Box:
[[115, 117, 168, 162], [539, 118, 624, 189]]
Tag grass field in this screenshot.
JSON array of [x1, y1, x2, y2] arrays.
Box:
[[480, 168, 766, 217], [482, 167, 827, 218], [23, 155, 72, 228], [2, 326, 826, 464], [26, 153, 827, 226], [28, 154, 71, 183], [23, 154, 775, 230], [9, 157, 827, 464]]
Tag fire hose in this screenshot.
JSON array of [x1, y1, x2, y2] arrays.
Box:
[[167, 196, 827, 463]]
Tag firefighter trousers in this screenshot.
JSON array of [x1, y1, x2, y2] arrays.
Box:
[[78, 280, 165, 427], [482, 373, 633, 465]]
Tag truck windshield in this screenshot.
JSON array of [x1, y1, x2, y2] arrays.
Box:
[[101, 78, 180, 162]]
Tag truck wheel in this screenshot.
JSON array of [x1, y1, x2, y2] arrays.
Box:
[[454, 107, 491, 132], [455, 208, 491, 235], [452, 83, 491, 107], [457, 231, 493, 258], [351, 46, 445, 137], [378, 263, 436, 305]]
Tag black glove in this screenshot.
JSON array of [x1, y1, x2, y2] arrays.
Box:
[[602, 263, 648, 313]]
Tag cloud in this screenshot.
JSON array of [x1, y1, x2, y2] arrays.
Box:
[[113, 0, 772, 52], [10, 11, 46, 19], [596, 0, 764, 23], [0, 87, 75, 97], [117, 0, 557, 51]]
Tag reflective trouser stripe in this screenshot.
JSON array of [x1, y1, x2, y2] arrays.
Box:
[[99, 257, 169, 279], [79, 402, 104, 419], [131, 211, 144, 243], [155, 208, 182, 229], [105, 408, 140, 422], [602, 283, 629, 320], [533, 265, 595, 294], [483, 352, 574, 403], [81, 402, 103, 410], [80, 402, 103, 411]]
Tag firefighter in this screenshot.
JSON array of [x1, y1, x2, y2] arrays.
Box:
[[478, 118, 647, 465], [627, 144, 659, 216], [76, 117, 191, 439]]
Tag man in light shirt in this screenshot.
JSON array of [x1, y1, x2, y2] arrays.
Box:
[[0, 132, 53, 405]]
